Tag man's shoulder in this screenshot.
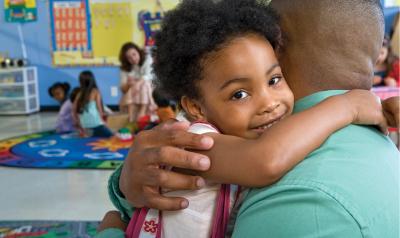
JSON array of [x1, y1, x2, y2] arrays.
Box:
[[249, 126, 399, 214], [238, 126, 399, 237], [237, 173, 398, 237], [234, 181, 365, 238]]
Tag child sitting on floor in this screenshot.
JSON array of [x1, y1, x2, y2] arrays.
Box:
[[142, 89, 176, 131], [96, 0, 394, 237], [152, 89, 175, 123], [73, 71, 113, 138], [141, 89, 176, 130], [55, 87, 80, 133]]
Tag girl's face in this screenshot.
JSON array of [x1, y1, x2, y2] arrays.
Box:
[[126, 48, 141, 66], [376, 46, 388, 65], [52, 87, 65, 103], [184, 34, 294, 139]]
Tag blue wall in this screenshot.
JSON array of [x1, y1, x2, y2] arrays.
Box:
[[0, 0, 399, 107], [0, 0, 121, 107], [381, 0, 400, 35], [384, 6, 400, 35]]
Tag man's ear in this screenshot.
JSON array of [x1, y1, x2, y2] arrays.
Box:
[[181, 96, 205, 121]]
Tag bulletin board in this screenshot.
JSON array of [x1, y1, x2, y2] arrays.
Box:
[[4, 0, 37, 23], [49, 0, 180, 67], [49, 0, 93, 65]]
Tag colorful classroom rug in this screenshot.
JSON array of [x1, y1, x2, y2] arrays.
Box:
[[0, 131, 132, 169], [0, 220, 99, 238]]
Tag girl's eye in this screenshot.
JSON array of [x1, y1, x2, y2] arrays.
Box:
[[268, 76, 282, 86], [231, 90, 249, 100]]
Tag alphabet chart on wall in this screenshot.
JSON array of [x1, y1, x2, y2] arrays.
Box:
[[49, 0, 180, 66], [49, 0, 95, 66]]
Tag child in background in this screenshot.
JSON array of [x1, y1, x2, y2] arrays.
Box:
[[48, 82, 70, 104], [55, 87, 80, 133], [73, 71, 113, 138], [141, 89, 176, 130], [373, 35, 399, 87], [118, 42, 156, 123], [152, 89, 175, 123], [96, 0, 392, 237]]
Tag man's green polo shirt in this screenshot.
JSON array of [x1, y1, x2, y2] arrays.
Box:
[[232, 90, 399, 237]]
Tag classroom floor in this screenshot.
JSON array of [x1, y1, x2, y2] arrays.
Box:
[[0, 112, 114, 221]]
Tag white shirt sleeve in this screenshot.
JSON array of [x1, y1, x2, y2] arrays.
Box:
[[140, 56, 154, 81], [188, 122, 219, 134], [162, 121, 220, 238]]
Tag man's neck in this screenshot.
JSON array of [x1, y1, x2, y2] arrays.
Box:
[[289, 72, 372, 102], [288, 77, 321, 102]]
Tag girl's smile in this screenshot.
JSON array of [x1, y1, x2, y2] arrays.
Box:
[[182, 33, 294, 139]]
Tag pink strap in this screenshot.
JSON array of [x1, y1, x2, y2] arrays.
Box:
[[126, 185, 238, 238], [126, 208, 162, 238], [156, 211, 162, 238], [125, 209, 140, 235], [211, 184, 232, 238]]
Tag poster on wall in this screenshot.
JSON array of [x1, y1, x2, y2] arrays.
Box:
[[89, 0, 134, 65], [49, 0, 94, 66], [49, 0, 180, 67], [131, 0, 180, 47], [4, 0, 37, 23]]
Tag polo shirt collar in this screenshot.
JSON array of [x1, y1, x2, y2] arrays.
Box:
[[293, 90, 348, 113]]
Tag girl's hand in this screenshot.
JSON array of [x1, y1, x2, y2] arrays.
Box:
[[343, 89, 388, 134], [132, 78, 145, 93], [127, 76, 137, 86], [77, 126, 86, 137], [382, 96, 400, 131], [127, 76, 143, 92], [384, 77, 398, 87]]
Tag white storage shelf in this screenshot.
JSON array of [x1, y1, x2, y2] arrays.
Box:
[[0, 67, 39, 115]]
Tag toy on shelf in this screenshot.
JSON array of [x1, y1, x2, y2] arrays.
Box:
[[1, 58, 12, 68]]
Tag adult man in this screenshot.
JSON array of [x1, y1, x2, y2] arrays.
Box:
[[109, 0, 399, 236]]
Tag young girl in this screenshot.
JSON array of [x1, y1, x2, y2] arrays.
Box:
[[96, 0, 391, 237], [49, 82, 76, 133], [119, 42, 156, 123], [55, 87, 80, 133], [373, 35, 400, 87], [73, 71, 113, 138]]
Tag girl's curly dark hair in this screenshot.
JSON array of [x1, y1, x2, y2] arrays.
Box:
[[153, 0, 282, 102], [48, 82, 70, 99]]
